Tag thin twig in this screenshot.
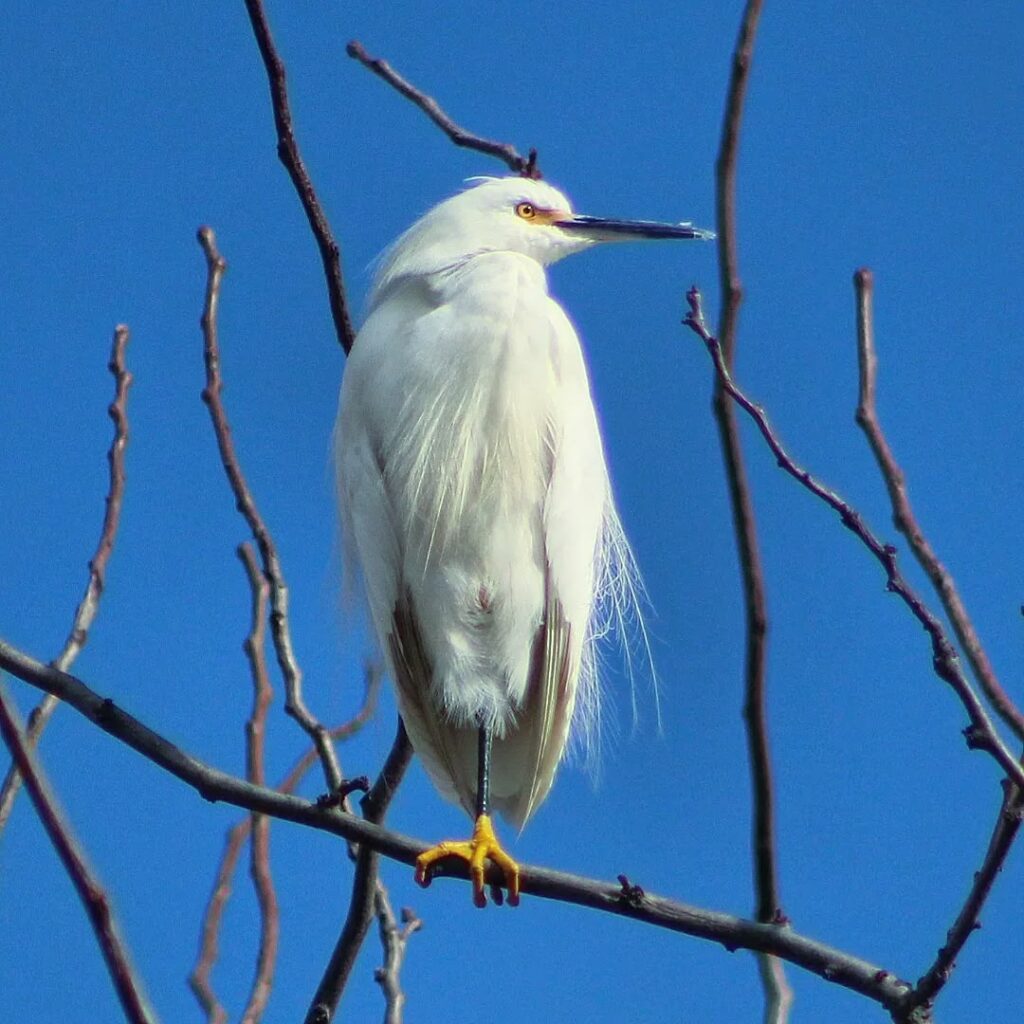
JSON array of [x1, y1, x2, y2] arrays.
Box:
[[189, 814, 236, 1024], [0, 637, 917, 1014], [278, 668, 381, 797], [242, 0, 355, 352], [897, 778, 1023, 1022], [305, 720, 413, 1024], [189, 673, 380, 1019], [373, 892, 422, 1024], [346, 41, 540, 179], [238, 543, 279, 1023], [0, 325, 132, 833], [196, 226, 343, 794], [0, 683, 156, 1024], [709, 3, 791, 1020], [757, 955, 794, 1024], [682, 288, 1024, 793], [362, 720, 414, 822], [853, 268, 1024, 742]]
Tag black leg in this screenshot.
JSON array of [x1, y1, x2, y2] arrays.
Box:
[[476, 719, 492, 818]]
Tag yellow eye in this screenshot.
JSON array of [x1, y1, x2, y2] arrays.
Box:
[[515, 201, 536, 220]]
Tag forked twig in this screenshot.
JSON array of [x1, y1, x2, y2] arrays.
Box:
[[854, 268, 1024, 742], [373, 893, 422, 1024], [0, 683, 156, 1024], [197, 226, 342, 794], [242, 0, 356, 352], [708, 2, 790, 1020], [189, 673, 380, 1020], [346, 41, 540, 179], [682, 287, 1024, 793], [0, 325, 132, 833]]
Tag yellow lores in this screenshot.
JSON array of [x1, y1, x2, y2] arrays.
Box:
[[335, 176, 712, 905]]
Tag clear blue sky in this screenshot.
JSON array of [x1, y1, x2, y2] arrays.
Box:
[[2, 3, 1022, 1022]]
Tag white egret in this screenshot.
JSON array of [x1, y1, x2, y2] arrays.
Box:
[[335, 176, 712, 906]]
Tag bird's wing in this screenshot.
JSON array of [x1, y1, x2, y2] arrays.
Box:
[[502, 570, 577, 826], [389, 588, 476, 816]]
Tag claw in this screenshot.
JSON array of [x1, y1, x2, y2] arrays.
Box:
[[415, 813, 520, 906]]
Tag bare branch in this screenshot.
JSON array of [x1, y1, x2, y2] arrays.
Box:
[[238, 543, 279, 1023], [853, 268, 1024, 742], [280, 670, 381, 794], [304, 720, 413, 1024], [0, 639, 916, 1015], [0, 683, 156, 1024], [716, 0, 762, 363], [346, 41, 540, 179], [708, 3, 791, 1018], [241, 0, 355, 352], [682, 288, 1024, 792], [189, 815, 239, 1024], [757, 954, 795, 1024], [190, 673, 380, 1020], [851, 268, 1024, 1020], [373, 892, 422, 1024], [898, 779, 1023, 1021], [362, 720, 414, 823], [0, 325, 132, 833], [196, 226, 343, 794]]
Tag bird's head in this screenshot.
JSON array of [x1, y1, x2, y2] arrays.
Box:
[[371, 176, 714, 302]]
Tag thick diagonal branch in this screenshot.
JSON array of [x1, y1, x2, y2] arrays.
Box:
[[0, 638, 915, 1014]]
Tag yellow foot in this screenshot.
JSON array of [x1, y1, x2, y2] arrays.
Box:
[[415, 813, 520, 907]]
